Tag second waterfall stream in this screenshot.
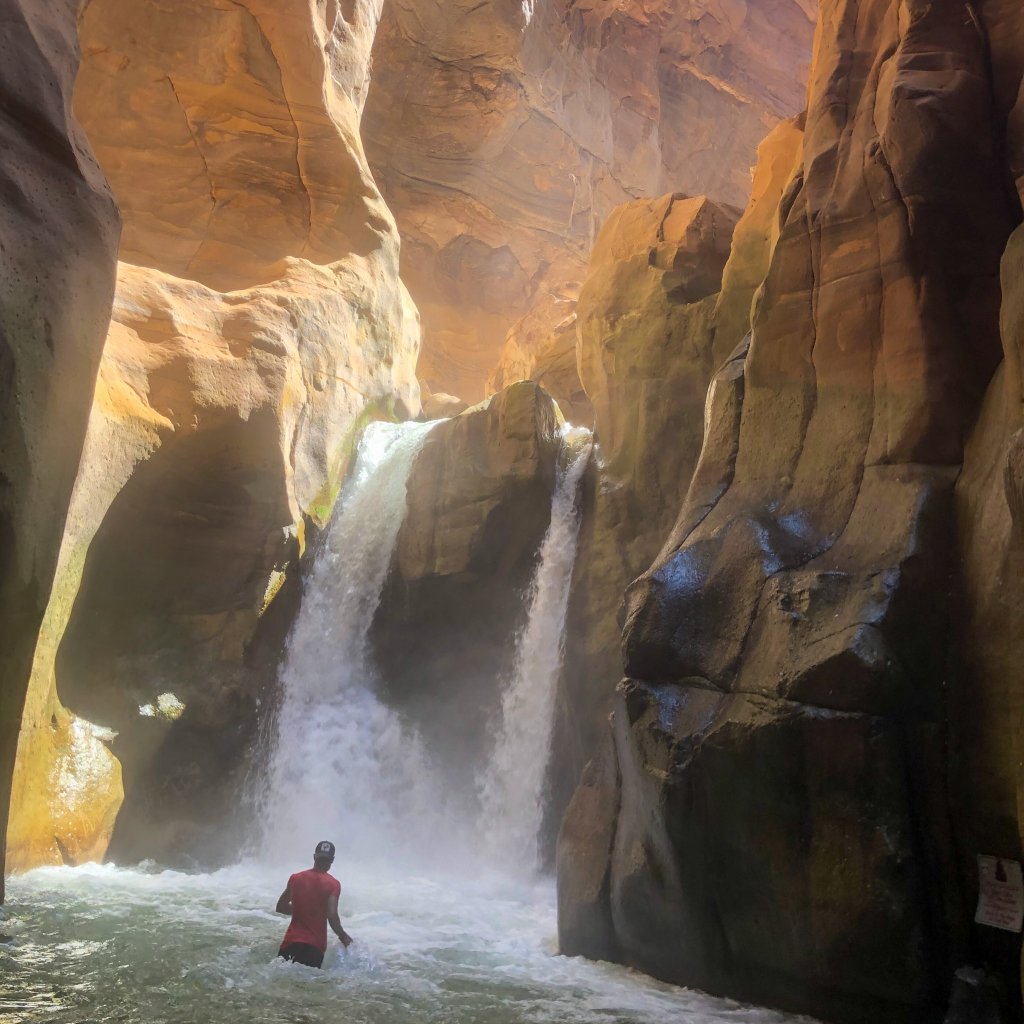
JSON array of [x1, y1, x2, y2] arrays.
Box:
[[477, 426, 592, 875], [260, 415, 592, 876]]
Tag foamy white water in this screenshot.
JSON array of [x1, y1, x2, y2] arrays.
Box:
[[1, 864, 812, 1024], [259, 420, 453, 867], [478, 427, 593, 875]]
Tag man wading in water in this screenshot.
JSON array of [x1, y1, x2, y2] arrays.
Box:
[[276, 840, 353, 968]]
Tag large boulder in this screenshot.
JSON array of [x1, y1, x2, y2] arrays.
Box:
[[0, 2, 120, 899], [362, 0, 816, 399], [559, 0, 1022, 1019], [7, 0, 420, 870], [373, 381, 560, 785]]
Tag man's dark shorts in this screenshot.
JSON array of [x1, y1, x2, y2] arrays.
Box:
[[278, 942, 325, 968]]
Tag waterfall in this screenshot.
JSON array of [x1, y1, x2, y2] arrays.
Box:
[[477, 425, 592, 876], [259, 419, 445, 866], [260, 414, 591, 877]]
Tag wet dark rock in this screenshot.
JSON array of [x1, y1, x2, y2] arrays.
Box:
[[373, 382, 560, 786], [943, 967, 1009, 1024], [563, 679, 940, 1022]]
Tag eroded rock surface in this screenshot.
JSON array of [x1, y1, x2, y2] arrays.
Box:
[[952, 12, 1024, 994], [8, 0, 420, 869], [0, 1, 120, 896], [363, 0, 815, 399], [552, 121, 805, 832], [373, 382, 559, 789], [552, 193, 739, 824], [558, 0, 1023, 1019], [487, 293, 590, 428]]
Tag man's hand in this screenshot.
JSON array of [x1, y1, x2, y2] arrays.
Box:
[[327, 892, 352, 948]]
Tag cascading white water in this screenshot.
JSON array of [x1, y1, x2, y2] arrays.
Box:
[[477, 426, 592, 876], [259, 419, 448, 866]]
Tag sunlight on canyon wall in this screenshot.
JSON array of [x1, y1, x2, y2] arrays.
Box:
[[363, 0, 816, 400], [8, 0, 420, 871]]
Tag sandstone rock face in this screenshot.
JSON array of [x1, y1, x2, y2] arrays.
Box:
[[553, 193, 740, 823], [362, 0, 815, 400], [577, 195, 738, 482], [558, 0, 1022, 1019], [0, 2, 120, 899], [953, 13, 1024, 981], [373, 382, 559, 786], [552, 128, 807, 833], [487, 294, 590, 428], [8, 0, 420, 869], [421, 388, 469, 421], [75, 0, 393, 292]]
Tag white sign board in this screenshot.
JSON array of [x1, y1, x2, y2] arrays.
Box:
[[975, 855, 1024, 933]]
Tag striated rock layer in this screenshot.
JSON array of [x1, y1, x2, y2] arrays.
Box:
[[8, 0, 420, 869], [363, 0, 815, 400], [0, 2, 120, 899], [558, 0, 1024, 1020]]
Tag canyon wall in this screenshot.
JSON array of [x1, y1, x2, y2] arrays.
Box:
[[0, 1, 120, 899], [3, 0, 814, 879], [953, 0, 1024, 1003], [362, 0, 816, 401], [553, 120, 805, 831], [558, 0, 1024, 1020], [8, 0, 420, 869]]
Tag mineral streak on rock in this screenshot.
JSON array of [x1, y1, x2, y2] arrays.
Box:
[[8, 0, 421, 869], [0, 0, 120, 899], [558, 0, 1024, 1019], [362, 0, 816, 401]]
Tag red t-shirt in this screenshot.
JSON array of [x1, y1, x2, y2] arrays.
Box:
[[281, 868, 341, 952]]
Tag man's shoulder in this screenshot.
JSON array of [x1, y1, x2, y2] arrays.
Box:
[[326, 873, 341, 894]]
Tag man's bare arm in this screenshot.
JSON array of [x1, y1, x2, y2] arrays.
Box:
[[276, 884, 292, 915], [327, 892, 352, 947]]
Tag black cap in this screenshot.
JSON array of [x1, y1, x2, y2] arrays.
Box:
[[314, 840, 336, 860]]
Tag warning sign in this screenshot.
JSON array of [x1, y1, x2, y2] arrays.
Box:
[[975, 856, 1024, 933]]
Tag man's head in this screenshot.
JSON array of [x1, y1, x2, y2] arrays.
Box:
[[313, 840, 336, 869]]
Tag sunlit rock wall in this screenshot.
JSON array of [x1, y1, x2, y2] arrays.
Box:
[[0, 2, 120, 898], [487, 295, 590, 429], [362, 0, 815, 401], [558, 0, 1024, 1019], [8, 0, 420, 869]]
